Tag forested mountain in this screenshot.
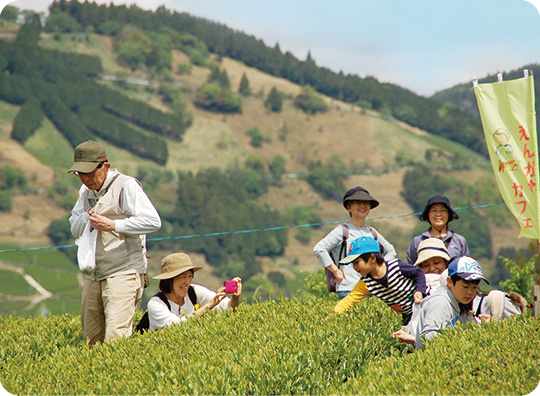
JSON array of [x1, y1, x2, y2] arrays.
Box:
[[0, 16, 190, 164], [47, 0, 486, 155], [431, 64, 540, 127]]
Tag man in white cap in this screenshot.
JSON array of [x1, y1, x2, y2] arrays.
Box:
[[68, 140, 161, 346]]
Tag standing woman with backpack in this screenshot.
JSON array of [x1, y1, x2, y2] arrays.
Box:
[[147, 253, 242, 331], [313, 186, 397, 300], [406, 195, 470, 265]]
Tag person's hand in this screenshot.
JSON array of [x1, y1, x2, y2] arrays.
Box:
[[333, 269, 345, 284], [413, 291, 423, 304], [391, 329, 415, 345], [209, 287, 227, 309], [89, 213, 115, 232], [477, 313, 492, 323], [231, 277, 242, 297], [228, 277, 243, 311], [189, 290, 226, 319]]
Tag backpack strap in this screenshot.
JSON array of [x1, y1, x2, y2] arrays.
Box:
[[369, 227, 378, 241], [476, 293, 487, 316], [155, 291, 171, 311], [337, 224, 349, 264], [187, 285, 197, 306], [156, 289, 196, 310]]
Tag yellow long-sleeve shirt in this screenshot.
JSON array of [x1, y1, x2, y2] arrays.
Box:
[[333, 280, 370, 314]]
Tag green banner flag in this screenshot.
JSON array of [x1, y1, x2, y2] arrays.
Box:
[[474, 72, 539, 239]]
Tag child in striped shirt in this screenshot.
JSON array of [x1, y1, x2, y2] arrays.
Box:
[[339, 236, 427, 325]]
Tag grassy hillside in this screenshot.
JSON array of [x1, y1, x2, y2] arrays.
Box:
[[0, 27, 530, 318], [0, 297, 538, 395]]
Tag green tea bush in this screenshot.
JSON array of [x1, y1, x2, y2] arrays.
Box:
[[1, 298, 538, 395], [339, 315, 540, 395]]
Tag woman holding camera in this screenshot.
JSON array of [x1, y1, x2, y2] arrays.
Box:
[[147, 252, 242, 331]]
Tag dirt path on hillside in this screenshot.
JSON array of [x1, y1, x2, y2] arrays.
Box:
[[0, 260, 53, 312]]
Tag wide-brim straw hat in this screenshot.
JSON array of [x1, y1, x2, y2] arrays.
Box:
[[414, 238, 451, 266], [152, 253, 203, 280]]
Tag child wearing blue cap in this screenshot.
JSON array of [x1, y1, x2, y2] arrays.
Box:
[[394, 256, 492, 349], [339, 236, 427, 325]]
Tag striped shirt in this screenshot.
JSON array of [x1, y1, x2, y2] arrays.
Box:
[[360, 259, 427, 314]]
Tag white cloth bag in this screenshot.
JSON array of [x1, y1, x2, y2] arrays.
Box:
[[76, 222, 97, 275]]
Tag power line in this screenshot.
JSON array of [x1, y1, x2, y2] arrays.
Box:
[[0, 202, 507, 254]]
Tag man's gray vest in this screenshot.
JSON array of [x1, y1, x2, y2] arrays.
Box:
[[82, 169, 147, 281]]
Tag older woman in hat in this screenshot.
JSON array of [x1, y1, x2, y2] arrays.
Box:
[[406, 195, 469, 265], [313, 186, 397, 300], [147, 253, 242, 331], [414, 238, 451, 291]]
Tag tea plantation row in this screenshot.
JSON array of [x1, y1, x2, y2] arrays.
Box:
[[1, 297, 539, 395]]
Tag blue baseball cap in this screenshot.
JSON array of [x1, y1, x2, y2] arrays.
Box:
[[447, 256, 489, 284], [339, 236, 380, 264]]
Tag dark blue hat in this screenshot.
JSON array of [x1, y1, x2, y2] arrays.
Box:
[[419, 195, 459, 222], [343, 187, 379, 209]]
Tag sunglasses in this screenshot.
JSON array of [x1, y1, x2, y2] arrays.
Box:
[[75, 162, 105, 177]]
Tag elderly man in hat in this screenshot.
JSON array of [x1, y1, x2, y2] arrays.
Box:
[[68, 140, 161, 346]]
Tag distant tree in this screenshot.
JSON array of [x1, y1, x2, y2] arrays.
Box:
[[47, 218, 72, 247], [0, 166, 28, 190], [114, 25, 152, 70], [0, 5, 19, 21], [11, 98, 44, 143], [193, 83, 242, 113], [269, 154, 286, 183], [45, 11, 81, 33], [294, 86, 328, 114], [96, 20, 122, 36], [177, 32, 209, 65], [238, 73, 251, 96], [0, 191, 12, 212], [16, 12, 42, 46], [305, 156, 346, 200], [246, 127, 264, 148], [265, 86, 283, 112], [208, 67, 231, 89]]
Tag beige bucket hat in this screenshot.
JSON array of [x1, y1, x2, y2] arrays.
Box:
[[414, 238, 450, 266], [152, 253, 203, 280]]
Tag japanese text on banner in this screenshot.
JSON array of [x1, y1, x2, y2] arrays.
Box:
[[474, 73, 540, 239]]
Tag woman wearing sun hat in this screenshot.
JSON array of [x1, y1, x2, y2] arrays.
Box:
[[406, 195, 469, 265], [414, 238, 452, 292], [147, 252, 242, 331], [313, 186, 397, 300]]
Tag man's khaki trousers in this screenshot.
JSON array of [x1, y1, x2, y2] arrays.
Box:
[[81, 273, 144, 347]]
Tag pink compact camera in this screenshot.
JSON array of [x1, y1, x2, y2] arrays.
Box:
[[224, 280, 238, 294]]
